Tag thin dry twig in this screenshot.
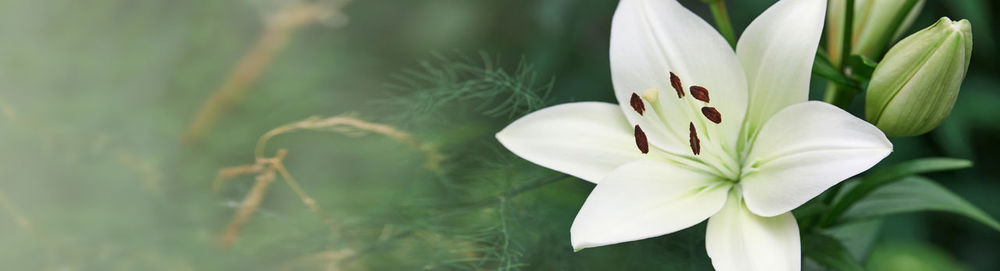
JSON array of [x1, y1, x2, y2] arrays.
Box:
[[214, 114, 443, 248], [182, 1, 350, 144], [216, 149, 338, 247], [218, 167, 277, 247], [213, 163, 266, 192], [255, 114, 446, 173], [217, 150, 285, 247]]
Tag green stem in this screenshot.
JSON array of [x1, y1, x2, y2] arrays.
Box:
[[823, 0, 858, 109], [840, 0, 855, 69], [707, 0, 737, 48]]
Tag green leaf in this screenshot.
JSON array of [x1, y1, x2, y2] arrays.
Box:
[[823, 220, 882, 262], [820, 157, 972, 227], [840, 176, 1000, 232], [802, 233, 865, 271]]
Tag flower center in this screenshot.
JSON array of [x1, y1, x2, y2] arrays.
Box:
[[629, 71, 741, 180], [631, 73, 725, 155]]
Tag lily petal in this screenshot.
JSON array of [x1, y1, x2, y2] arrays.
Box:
[[737, 0, 827, 142], [741, 101, 892, 217], [571, 159, 730, 250], [610, 0, 748, 153], [706, 191, 800, 271], [496, 102, 648, 183]]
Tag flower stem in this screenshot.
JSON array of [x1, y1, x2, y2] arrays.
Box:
[[181, 2, 345, 145], [823, 0, 857, 109], [707, 0, 737, 48], [839, 0, 855, 70]]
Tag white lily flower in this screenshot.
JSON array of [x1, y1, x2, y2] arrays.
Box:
[[495, 0, 892, 270]]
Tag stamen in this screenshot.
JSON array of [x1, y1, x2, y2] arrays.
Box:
[[629, 93, 645, 115], [701, 107, 722, 124], [634, 125, 649, 154], [688, 122, 701, 155], [669, 72, 684, 98], [690, 86, 710, 103]]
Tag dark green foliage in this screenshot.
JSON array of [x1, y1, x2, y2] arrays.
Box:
[[840, 176, 1000, 232], [379, 52, 553, 128], [803, 233, 865, 271]]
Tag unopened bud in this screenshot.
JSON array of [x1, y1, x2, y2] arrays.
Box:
[[865, 17, 972, 137]]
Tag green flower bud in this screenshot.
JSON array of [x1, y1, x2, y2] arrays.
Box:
[[827, 0, 925, 66], [865, 17, 972, 137]]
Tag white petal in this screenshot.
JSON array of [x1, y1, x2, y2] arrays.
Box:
[[738, 0, 827, 141], [741, 102, 892, 217], [496, 102, 647, 183], [610, 0, 748, 154], [570, 159, 731, 250], [706, 191, 801, 271]]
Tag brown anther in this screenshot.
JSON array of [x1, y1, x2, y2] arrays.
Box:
[[690, 86, 710, 103], [669, 72, 684, 98], [634, 125, 649, 154], [701, 107, 722, 124], [688, 122, 701, 155], [629, 93, 645, 115]]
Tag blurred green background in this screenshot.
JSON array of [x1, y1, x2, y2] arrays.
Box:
[[0, 0, 997, 270]]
